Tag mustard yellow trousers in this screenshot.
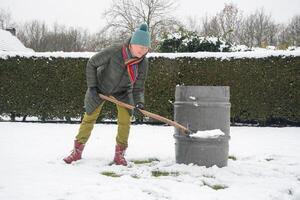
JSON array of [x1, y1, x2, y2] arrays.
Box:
[[75, 102, 131, 147]]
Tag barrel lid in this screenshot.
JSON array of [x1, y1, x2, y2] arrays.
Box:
[[175, 86, 230, 102], [173, 133, 230, 142]]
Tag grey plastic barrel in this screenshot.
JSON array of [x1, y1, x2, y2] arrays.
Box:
[[174, 86, 230, 167]]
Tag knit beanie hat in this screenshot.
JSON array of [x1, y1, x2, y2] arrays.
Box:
[[130, 23, 151, 48]]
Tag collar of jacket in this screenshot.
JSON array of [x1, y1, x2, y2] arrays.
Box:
[[123, 38, 147, 63], [122, 45, 144, 66]]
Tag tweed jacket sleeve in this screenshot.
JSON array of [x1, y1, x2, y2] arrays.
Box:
[[133, 57, 149, 104], [86, 47, 115, 87]]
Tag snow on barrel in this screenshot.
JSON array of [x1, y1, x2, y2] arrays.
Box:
[[174, 86, 231, 167]]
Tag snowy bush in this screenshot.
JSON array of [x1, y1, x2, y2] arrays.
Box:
[[158, 30, 231, 52], [229, 45, 252, 52], [287, 46, 300, 51]]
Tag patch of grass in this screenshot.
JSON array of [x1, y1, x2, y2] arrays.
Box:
[[203, 174, 216, 179], [132, 158, 160, 164], [151, 170, 179, 177], [203, 181, 228, 190], [212, 184, 227, 190], [152, 170, 169, 177], [288, 189, 293, 195], [170, 172, 180, 176], [211, 184, 228, 190], [101, 171, 121, 177], [228, 155, 237, 161], [265, 158, 274, 161], [131, 174, 140, 179]]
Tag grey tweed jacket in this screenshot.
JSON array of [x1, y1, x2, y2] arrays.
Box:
[[84, 42, 148, 114]]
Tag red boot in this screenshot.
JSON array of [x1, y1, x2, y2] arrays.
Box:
[[63, 140, 85, 164], [114, 144, 127, 166]]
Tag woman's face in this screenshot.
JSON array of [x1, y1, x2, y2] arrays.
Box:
[[129, 44, 149, 58]]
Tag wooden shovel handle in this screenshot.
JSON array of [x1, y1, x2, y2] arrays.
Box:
[[99, 94, 190, 134]]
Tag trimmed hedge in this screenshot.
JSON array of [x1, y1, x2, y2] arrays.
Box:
[[0, 57, 86, 120], [0, 55, 299, 125]]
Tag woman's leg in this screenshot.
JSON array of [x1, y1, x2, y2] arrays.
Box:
[[76, 102, 104, 144]]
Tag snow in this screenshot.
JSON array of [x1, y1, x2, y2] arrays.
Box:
[[191, 129, 225, 138], [0, 51, 94, 59], [1, 48, 300, 60], [189, 96, 196, 100], [0, 29, 33, 52], [149, 49, 300, 60], [167, 32, 182, 40], [0, 122, 299, 200]]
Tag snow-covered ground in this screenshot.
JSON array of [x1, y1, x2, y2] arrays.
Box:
[[0, 122, 299, 200]]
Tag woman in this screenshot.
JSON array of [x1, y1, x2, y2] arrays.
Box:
[[63, 23, 150, 166]]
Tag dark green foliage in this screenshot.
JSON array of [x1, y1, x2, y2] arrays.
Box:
[[202, 181, 228, 190], [158, 30, 231, 53], [132, 158, 160, 164], [0, 56, 87, 120], [100, 171, 121, 177], [145, 56, 300, 125], [228, 155, 237, 161], [0, 55, 299, 125], [151, 170, 179, 177]]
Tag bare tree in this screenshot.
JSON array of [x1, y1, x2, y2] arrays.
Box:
[[201, 15, 222, 37], [217, 3, 243, 43], [86, 30, 112, 51], [200, 3, 242, 44], [235, 8, 279, 47], [252, 8, 273, 47], [0, 8, 15, 29], [184, 16, 201, 33], [63, 27, 90, 51], [239, 13, 256, 47], [17, 21, 96, 52], [277, 24, 291, 49], [17, 20, 48, 51], [265, 22, 278, 46], [287, 15, 300, 46], [103, 0, 180, 49], [43, 24, 93, 52]]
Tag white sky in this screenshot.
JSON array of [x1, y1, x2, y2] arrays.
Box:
[[0, 0, 299, 33]]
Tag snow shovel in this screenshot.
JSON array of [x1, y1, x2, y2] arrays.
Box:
[[99, 94, 194, 135]]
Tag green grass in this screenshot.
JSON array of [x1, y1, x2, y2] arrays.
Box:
[[211, 184, 228, 190], [202, 174, 216, 179], [203, 181, 228, 190], [151, 170, 179, 177], [131, 174, 140, 179], [228, 155, 237, 161], [132, 158, 160, 164], [101, 171, 121, 177], [265, 158, 274, 161]]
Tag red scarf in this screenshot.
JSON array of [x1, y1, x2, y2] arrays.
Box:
[[122, 46, 144, 84]]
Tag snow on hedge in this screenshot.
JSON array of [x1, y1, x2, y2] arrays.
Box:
[[0, 51, 95, 59], [1, 48, 300, 60], [149, 48, 300, 59]]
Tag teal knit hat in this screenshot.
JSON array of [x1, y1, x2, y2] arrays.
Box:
[[130, 23, 151, 48]]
